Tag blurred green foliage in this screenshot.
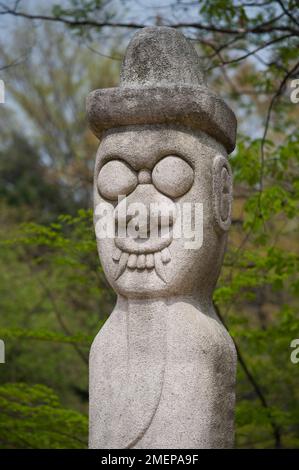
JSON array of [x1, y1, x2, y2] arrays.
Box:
[[0, 383, 88, 448]]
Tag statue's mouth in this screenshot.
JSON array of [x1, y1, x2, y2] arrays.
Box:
[[114, 230, 172, 254], [112, 245, 171, 283]]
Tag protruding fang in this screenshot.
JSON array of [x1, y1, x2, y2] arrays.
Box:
[[161, 247, 171, 264], [112, 247, 122, 261], [114, 252, 129, 280], [154, 252, 167, 283]]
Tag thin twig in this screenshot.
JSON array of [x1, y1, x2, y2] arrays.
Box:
[[214, 302, 282, 448], [259, 59, 299, 198]]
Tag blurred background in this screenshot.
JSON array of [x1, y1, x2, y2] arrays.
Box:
[[0, 0, 298, 448]]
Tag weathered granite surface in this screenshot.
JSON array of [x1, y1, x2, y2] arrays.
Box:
[[86, 27, 236, 153], [87, 26, 237, 449]]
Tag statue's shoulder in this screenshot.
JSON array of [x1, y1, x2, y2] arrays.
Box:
[[90, 306, 125, 361]]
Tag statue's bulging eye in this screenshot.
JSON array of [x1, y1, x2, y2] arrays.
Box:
[[152, 156, 194, 198], [97, 160, 137, 200]]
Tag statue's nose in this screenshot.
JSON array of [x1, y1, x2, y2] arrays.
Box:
[[114, 184, 176, 238]]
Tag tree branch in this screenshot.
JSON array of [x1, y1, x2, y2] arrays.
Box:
[[214, 302, 282, 448], [276, 0, 299, 28], [0, 6, 298, 36], [259, 59, 299, 195], [207, 33, 295, 70], [35, 275, 89, 366]]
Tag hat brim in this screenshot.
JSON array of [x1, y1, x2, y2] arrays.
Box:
[[86, 85, 237, 153]]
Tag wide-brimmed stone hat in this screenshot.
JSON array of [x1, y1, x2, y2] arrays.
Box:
[[86, 26, 237, 153]]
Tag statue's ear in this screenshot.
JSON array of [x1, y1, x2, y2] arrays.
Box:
[[212, 154, 233, 232]]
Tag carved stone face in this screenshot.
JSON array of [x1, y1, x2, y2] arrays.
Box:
[[94, 124, 232, 300]]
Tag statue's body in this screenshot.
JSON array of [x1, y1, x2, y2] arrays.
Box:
[[87, 27, 237, 449]]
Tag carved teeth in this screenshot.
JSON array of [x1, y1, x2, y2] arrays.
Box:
[[146, 253, 154, 269], [128, 254, 137, 269], [137, 254, 146, 269], [113, 246, 170, 281], [161, 247, 171, 264]]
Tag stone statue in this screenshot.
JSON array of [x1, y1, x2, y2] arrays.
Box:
[[87, 26, 237, 449]]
